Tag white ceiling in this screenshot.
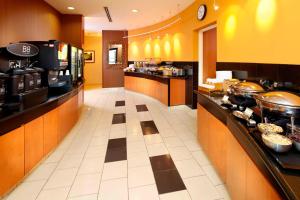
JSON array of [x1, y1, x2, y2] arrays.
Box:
[[45, 0, 195, 33]]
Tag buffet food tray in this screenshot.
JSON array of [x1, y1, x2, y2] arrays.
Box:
[[252, 130, 300, 170]]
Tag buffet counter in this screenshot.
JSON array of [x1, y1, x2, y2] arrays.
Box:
[[124, 72, 187, 106], [0, 84, 84, 197], [196, 91, 300, 200]]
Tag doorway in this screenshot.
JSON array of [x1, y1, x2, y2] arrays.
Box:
[[198, 25, 217, 84]]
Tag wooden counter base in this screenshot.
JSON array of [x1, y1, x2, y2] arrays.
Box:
[[0, 86, 84, 197], [125, 75, 186, 106], [197, 104, 281, 200]]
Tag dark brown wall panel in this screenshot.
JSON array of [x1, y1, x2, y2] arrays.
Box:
[[203, 28, 217, 82], [0, 0, 62, 46], [61, 14, 84, 48], [102, 30, 128, 88]]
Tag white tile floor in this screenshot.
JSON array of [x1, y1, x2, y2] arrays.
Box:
[[4, 87, 230, 200]]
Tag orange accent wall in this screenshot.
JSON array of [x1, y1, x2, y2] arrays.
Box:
[[83, 35, 102, 86], [128, 0, 217, 62], [129, 0, 300, 65]]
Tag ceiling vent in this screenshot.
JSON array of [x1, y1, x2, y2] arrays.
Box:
[[104, 7, 112, 22]]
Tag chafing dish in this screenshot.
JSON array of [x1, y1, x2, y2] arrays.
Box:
[[255, 91, 300, 116], [230, 81, 265, 97]]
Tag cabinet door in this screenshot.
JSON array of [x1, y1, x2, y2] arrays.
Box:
[[25, 117, 44, 173], [197, 104, 209, 152], [160, 83, 169, 105], [170, 79, 186, 106], [78, 87, 84, 110], [246, 158, 281, 200], [208, 113, 228, 183], [0, 127, 25, 196], [226, 133, 247, 200], [43, 108, 59, 155]]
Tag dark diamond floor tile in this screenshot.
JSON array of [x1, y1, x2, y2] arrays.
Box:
[[107, 138, 126, 149], [153, 169, 186, 194], [105, 138, 127, 163], [150, 155, 176, 172], [140, 120, 159, 135], [136, 104, 148, 112], [105, 147, 127, 163], [112, 113, 126, 124], [115, 100, 125, 107]]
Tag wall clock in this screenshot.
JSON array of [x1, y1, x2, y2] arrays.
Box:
[[198, 4, 207, 20]]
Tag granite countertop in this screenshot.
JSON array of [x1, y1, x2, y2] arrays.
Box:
[[195, 90, 300, 200], [124, 71, 188, 80], [0, 83, 83, 136]]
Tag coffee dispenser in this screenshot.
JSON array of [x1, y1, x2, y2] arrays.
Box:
[[26, 40, 72, 93], [0, 43, 48, 111]]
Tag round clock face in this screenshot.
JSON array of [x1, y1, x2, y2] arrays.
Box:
[[198, 4, 207, 20]]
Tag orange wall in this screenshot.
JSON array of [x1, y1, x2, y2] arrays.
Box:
[[83, 35, 102, 85], [129, 0, 300, 65], [128, 0, 217, 62], [218, 0, 300, 64]]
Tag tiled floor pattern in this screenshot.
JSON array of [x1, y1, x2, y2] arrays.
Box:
[[4, 87, 230, 200]]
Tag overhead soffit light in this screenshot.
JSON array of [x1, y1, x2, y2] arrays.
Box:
[[132, 9, 139, 13], [67, 6, 75, 10]]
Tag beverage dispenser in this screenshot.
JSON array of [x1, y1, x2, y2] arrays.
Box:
[[26, 40, 72, 93], [0, 43, 48, 111]]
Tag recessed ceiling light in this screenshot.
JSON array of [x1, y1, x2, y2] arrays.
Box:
[[67, 6, 75, 10], [132, 9, 139, 13]]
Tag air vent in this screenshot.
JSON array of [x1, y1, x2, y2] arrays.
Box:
[[104, 7, 112, 22]]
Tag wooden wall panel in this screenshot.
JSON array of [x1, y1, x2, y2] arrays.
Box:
[[203, 28, 217, 82], [0, 127, 24, 196], [43, 108, 59, 155], [0, 0, 62, 47], [25, 117, 44, 174], [61, 14, 84, 48], [102, 30, 128, 88]]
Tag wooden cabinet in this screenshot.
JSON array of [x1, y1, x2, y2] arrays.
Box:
[[197, 104, 281, 200], [78, 87, 84, 111], [197, 104, 227, 182], [124, 76, 170, 106], [246, 156, 281, 200], [226, 132, 247, 200], [0, 90, 83, 197], [208, 113, 228, 182], [43, 108, 59, 156], [197, 104, 209, 152], [170, 79, 186, 106], [25, 116, 44, 174], [0, 127, 24, 196], [58, 95, 79, 141]]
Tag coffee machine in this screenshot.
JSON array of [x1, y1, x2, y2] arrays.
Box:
[[26, 40, 72, 94], [0, 43, 48, 111]]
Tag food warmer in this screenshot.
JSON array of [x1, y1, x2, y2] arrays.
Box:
[[228, 81, 265, 108]]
